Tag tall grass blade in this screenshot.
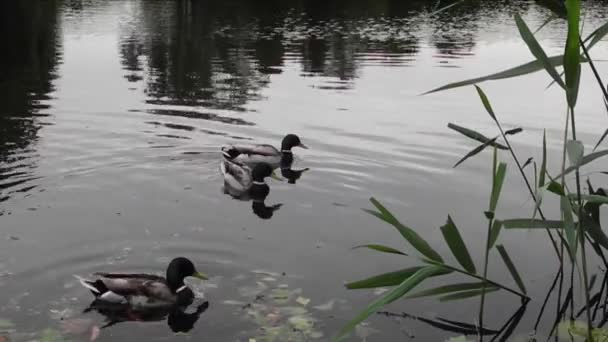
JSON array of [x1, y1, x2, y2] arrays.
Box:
[[453, 137, 499, 168], [346, 267, 424, 289], [367, 198, 444, 262], [439, 287, 500, 301], [514, 14, 565, 89], [503, 218, 565, 229], [448, 123, 507, 149], [593, 129, 608, 152], [425, 55, 571, 94], [496, 245, 527, 294], [586, 21, 608, 50], [488, 220, 503, 250], [440, 216, 477, 273], [352, 244, 407, 256], [475, 86, 496, 121], [563, 0, 581, 107], [558, 150, 608, 177], [407, 282, 491, 299], [490, 162, 508, 213], [334, 266, 443, 341], [560, 196, 577, 257], [540, 131, 547, 187]]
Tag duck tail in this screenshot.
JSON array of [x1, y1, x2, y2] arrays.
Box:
[[74, 275, 107, 296]]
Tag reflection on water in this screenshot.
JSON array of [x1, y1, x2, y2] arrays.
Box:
[[0, 0, 61, 207], [2, 0, 608, 341]]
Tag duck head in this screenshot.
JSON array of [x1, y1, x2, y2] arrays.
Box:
[[166, 257, 207, 304], [281, 134, 308, 152]]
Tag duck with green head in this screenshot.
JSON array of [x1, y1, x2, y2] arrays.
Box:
[[76, 257, 208, 309], [221, 134, 308, 169]]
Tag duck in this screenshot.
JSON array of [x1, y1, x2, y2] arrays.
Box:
[[220, 160, 279, 200], [221, 134, 308, 169], [76, 257, 208, 309]]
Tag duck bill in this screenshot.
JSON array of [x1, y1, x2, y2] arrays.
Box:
[[193, 271, 209, 280], [270, 171, 283, 181], [298, 143, 309, 149]]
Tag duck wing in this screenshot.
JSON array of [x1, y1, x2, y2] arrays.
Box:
[[220, 160, 251, 193], [224, 144, 279, 156]]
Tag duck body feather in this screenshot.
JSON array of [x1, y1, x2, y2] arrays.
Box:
[[220, 159, 253, 198], [221, 144, 282, 169]]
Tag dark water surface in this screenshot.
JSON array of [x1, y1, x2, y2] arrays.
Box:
[[2, 0, 608, 341]]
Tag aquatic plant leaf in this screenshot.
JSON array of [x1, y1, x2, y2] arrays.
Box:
[[446, 336, 475, 342], [313, 300, 335, 311], [566, 140, 584, 167], [367, 197, 443, 262], [560, 196, 577, 257], [593, 129, 608, 152], [558, 150, 608, 177], [587, 21, 608, 50], [0, 319, 14, 331], [407, 282, 491, 299], [490, 162, 507, 213], [453, 137, 498, 168], [439, 287, 499, 301], [334, 266, 443, 341], [547, 181, 565, 196], [475, 86, 496, 121], [582, 217, 608, 251], [447, 123, 507, 149], [539, 131, 547, 188], [352, 244, 407, 256], [564, 0, 581, 107], [488, 220, 503, 250], [346, 266, 451, 289], [496, 245, 527, 294], [522, 157, 534, 170], [505, 127, 524, 135], [569, 194, 608, 204], [440, 216, 476, 273], [503, 218, 566, 229], [425, 55, 570, 94], [514, 14, 565, 89]]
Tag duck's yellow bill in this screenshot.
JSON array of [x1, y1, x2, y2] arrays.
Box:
[[270, 171, 283, 181], [193, 271, 208, 280]]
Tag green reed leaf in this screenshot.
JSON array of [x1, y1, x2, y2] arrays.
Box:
[[496, 245, 527, 294], [346, 267, 423, 289], [514, 14, 565, 89], [559, 150, 608, 177], [407, 282, 491, 299], [441, 216, 476, 273], [566, 140, 584, 167], [488, 220, 503, 250], [561, 196, 577, 258], [503, 218, 566, 229], [475, 85, 496, 121], [439, 287, 500, 301], [448, 123, 507, 149], [334, 266, 443, 341], [353, 244, 407, 256]]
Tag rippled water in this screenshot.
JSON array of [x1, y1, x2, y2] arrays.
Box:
[[2, 0, 608, 341]]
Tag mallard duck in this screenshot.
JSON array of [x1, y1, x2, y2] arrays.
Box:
[[220, 160, 279, 200], [76, 257, 208, 308], [221, 134, 308, 169]]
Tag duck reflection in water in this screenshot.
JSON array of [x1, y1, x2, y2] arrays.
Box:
[[220, 160, 284, 219], [84, 299, 209, 333]]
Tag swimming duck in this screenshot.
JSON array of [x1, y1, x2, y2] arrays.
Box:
[[220, 160, 279, 200], [221, 134, 308, 169], [76, 257, 208, 308]]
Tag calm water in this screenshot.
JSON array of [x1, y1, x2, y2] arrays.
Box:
[[2, 0, 608, 341]]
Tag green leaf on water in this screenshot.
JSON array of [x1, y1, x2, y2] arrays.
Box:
[[352, 244, 407, 256], [448, 123, 507, 149], [367, 197, 443, 262], [439, 287, 500, 301], [514, 14, 565, 89], [407, 282, 491, 299], [496, 245, 527, 294], [566, 140, 584, 168], [334, 266, 444, 342], [441, 216, 476, 273]]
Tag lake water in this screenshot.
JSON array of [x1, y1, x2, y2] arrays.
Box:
[[2, 0, 608, 341]]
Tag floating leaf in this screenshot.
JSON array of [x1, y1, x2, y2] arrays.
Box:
[[503, 219, 566, 229], [313, 300, 335, 311], [367, 197, 443, 262], [496, 245, 527, 294], [352, 244, 407, 256], [447, 123, 507, 149], [440, 216, 476, 273], [334, 266, 443, 341], [407, 282, 491, 299], [439, 287, 500, 301], [296, 297, 311, 306]]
